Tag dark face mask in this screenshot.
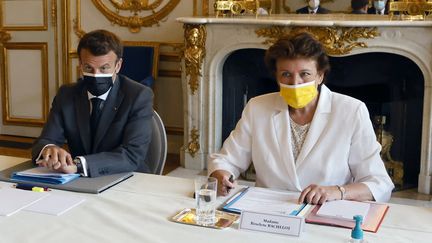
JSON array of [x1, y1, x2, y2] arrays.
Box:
[[83, 72, 114, 96]]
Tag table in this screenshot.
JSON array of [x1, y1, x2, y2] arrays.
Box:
[[1, 156, 432, 243]]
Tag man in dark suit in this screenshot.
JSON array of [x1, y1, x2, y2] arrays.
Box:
[[296, 0, 330, 14], [351, 0, 369, 14], [32, 29, 153, 177]]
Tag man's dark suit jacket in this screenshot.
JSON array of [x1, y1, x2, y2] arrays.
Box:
[[32, 74, 154, 177], [296, 6, 330, 14]]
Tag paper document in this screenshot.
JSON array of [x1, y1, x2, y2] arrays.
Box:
[[317, 200, 370, 221], [11, 166, 80, 184], [24, 194, 85, 216], [222, 187, 303, 215], [0, 188, 48, 216]]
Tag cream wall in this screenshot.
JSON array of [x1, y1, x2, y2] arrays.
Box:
[[0, 0, 371, 156]]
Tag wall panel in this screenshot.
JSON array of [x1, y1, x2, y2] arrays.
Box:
[[1, 43, 48, 126], [2, 0, 47, 30]]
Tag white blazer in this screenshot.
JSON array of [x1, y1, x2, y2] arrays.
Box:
[[208, 85, 394, 202]]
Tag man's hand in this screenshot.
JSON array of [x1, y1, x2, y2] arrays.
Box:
[[298, 184, 340, 205], [209, 170, 235, 196], [36, 145, 76, 174]]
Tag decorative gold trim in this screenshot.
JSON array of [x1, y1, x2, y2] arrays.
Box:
[[214, 0, 272, 15], [187, 127, 200, 157], [123, 41, 160, 79], [73, 0, 86, 39], [184, 24, 206, 95], [91, 0, 181, 33], [62, 0, 72, 84], [282, 0, 291, 13], [51, 0, 60, 90], [1, 43, 49, 126], [389, 0, 432, 20], [51, 0, 57, 27], [256, 26, 380, 55], [0, 29, 11, 45], [203, 0, 210, 16], [0, 0, 3, 28], [2, 0, 48, 31]]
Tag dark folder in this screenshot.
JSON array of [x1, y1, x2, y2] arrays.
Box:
[[0, 160, 133, 194]]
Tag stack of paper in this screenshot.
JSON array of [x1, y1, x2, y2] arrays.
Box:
[[0, 188, 85, 216], [0, 188, 48, 216], [316, 200, 370, 221], [11, 167, 80, 184], [222, 187, 304, 215]]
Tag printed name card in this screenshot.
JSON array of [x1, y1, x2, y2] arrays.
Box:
[[239, 210, 304, 237]]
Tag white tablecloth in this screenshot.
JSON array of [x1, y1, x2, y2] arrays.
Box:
[[1, 156, 432, 243]]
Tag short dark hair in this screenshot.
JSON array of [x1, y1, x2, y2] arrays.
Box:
[[264, 32, 330, 78], [77, 29, 123, 60], [351, 0, 369, 10]]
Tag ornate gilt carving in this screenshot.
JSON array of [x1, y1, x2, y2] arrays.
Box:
[[187, 127, 200, 158], [73, 18, 86, 39], [109, 0, 164, 12], [183, 24, 206, 95], [91, 0, 180, 33], [51, 0, 57, 27], [214, 0, 272, 16], [389, 0, 432, 20], [374, 116, 404, 188], [0, 30, 11, 45], [256, 26, 380, 55]]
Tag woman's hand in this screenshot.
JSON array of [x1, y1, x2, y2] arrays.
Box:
[[298, 184, 340, 205], [209, 170, 235, 196]]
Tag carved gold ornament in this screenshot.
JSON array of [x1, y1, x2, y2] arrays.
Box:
[[183, 24, 206, 95], [187, 127, 200, 158], [256, 26, 380, 55], [0, 30, 11, 45], [389, 0, 432, 20], [374, 116, 404, 188], [214, 0, 272, 16], [91, 0, 180, 33]]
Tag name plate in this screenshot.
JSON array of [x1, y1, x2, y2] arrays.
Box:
[[239, 210, 304, 237]]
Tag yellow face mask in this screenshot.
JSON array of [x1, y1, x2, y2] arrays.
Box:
[[279, 81, 318, 109]]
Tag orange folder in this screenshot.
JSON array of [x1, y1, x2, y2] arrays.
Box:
[[304, 202, 389, 233]]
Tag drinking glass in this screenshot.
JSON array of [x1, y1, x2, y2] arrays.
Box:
[[194, 176, 217, 226]]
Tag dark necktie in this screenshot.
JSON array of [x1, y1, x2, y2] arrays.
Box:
[[90, 98, 103, 138]]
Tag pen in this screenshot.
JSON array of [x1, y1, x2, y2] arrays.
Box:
[[226, 175, 234, 194], [224, 187, 250, 206]]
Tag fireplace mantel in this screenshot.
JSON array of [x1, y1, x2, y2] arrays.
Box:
[[178, 15, 432, 194]]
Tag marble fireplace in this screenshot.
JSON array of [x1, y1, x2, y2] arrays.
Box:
[[178, 14, 432, 194]]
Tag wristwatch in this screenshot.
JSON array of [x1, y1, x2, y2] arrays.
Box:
[[73, 158, 84, 175], [337, 185, 346, 200]]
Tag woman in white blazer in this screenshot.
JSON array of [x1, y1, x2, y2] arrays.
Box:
[[208, 33, 394, 204]]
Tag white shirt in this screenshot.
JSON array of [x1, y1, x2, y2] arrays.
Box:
[[208, 85, 394, 202]]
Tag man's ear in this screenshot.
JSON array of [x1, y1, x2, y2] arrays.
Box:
[[115, 58, 123, 73]]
